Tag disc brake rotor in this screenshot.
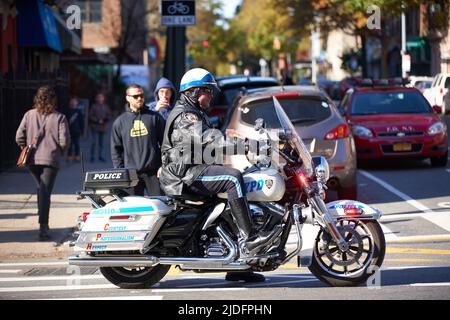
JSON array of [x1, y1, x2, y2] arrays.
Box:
[[322, 225, 364, 266]]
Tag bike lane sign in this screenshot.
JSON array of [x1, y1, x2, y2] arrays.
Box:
[[161, 0, 196, 26]]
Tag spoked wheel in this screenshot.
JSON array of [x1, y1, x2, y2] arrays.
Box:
[[308, 219, 385, 287], [100, 265, 171, 289]]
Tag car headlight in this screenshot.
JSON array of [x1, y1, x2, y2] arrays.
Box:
[[352, 125, 373, 138], [428, 122, 446, 135]]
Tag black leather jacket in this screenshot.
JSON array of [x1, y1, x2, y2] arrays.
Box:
[[159, 94, 242, 196]]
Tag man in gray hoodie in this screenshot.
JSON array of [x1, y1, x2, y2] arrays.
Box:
[[148, 77, 177, 120]]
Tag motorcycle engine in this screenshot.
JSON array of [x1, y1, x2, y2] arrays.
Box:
[[250, 203, 285, 232]]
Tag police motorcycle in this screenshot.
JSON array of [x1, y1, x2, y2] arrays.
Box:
[[69, 97, 385, 288]]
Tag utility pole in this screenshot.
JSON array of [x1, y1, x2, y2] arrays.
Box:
[[163, 26, 186, 89]]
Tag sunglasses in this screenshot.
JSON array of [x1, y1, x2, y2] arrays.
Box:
[[200, 88, 213, 94], [128, 94, 144, 99]]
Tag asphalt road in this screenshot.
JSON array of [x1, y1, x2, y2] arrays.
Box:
[[0, 117, 449, 302]]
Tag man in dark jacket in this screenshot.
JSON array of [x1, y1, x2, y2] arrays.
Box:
[[111, 84, 166, 196], [148, 77, 177, 120], [160, 68, 280, 282], [65, 97, 84, 162]]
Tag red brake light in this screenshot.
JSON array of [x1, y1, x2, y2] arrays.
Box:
[[324, 124, 349, 140], [274, 93, 300, 98], [296, 173, 308, 186], [110, 215, 132, 220], [344, 208, 363, 216], [82, 212, 90, 222]]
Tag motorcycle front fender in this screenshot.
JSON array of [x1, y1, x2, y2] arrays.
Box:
[[326, 200, 382, 220]]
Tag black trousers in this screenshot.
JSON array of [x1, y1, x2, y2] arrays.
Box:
[[130, 172, 162, 196], [28, 165, 59, 225], [67, 133, 81, 157], [187, 165, 245, 201]]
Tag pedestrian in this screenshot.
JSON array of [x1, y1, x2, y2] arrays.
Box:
[[148, 77, 177, 120], [15, 86, 70, 241], [111, 83, 166, 196], [65, 97, 84, 162], [89, 93, 112, 162]]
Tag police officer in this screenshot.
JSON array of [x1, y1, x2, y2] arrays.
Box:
[[159, 68, 280, 282]]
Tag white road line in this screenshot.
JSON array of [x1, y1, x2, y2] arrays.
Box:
[[410, 282, 450, 287], [386, 265, 450, 270], [360, 170, 450, 232], [386, 234, 450, 243], [379, 223, 398, 241], [0, 262, 68, 267], [0, 274, 104, 282], [38, 296, 164, 300], [0, 284, 117, 293], [0, 270, 22, 274], [151, 288, 247, 293], [247, 279, 318, 287]]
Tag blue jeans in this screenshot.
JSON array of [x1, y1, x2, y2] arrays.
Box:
[[90, 130, 105, 160]]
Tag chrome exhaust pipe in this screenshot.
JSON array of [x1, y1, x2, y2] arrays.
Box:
[[69, 226, 238, 269]]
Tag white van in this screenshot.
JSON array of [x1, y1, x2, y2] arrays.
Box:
[[423, 73, 450, 114]]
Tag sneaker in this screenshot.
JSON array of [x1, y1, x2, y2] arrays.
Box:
[[66, 155, 73, 162]]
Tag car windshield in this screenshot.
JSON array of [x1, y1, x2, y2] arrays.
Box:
[[350, 90, 432, 115], [240, 97, 332, 128]]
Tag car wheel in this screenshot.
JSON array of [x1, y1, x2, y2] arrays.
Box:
[[430, 151, 448, 167], [337, 185, 358, 200]]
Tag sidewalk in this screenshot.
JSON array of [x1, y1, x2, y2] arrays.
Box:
[[0, 136, 114, 260]]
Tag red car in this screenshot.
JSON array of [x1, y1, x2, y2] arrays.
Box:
[[339, 85, 448, 167]]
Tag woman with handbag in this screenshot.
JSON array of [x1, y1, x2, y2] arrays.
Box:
[[15, 86, 70, 241]]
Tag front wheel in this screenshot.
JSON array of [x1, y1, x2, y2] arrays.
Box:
[[430, 151, 448, 167], [100, 265, 171, 289], [308, 220, 385, 287]]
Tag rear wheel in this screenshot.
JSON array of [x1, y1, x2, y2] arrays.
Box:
[[430, 151, 448, 167], [308, 220, 385, 287], [100, 265, 171, 289]]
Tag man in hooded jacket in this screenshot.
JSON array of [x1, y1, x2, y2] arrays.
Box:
[[148, 77, 177, 120], [111, 83, 166, 196]]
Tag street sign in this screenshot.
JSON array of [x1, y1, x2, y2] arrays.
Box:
[[161, 0, 196, 26]]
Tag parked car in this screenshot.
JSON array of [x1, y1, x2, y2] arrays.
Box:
[[208, 76, 279, 126], [423, 73, 450, 114], [407, 76, 434, 93], [225, 85, 358, 199], [338, 77, 360, 100], [339, 84, 448, 167]]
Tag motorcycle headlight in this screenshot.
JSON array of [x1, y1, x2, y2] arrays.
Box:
[[428, 122, 446, 135], [352, 125, 373, 138]]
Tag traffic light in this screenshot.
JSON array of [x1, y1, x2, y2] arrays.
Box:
[[202, 40, 209, 48]]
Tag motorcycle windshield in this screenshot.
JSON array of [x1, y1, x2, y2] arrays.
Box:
[[273, 96, 314, 177]]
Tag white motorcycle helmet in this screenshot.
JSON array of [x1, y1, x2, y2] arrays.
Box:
[[179, 68, 218, 92]]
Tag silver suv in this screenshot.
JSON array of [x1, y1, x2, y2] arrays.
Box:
[[225, 86, 358, 200]]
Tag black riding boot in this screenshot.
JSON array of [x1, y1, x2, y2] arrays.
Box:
[[228, 198, 281, 254]]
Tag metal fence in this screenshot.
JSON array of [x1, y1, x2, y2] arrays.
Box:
[[0, 71, 69, 170]]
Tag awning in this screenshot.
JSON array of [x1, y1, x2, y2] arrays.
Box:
[[16, 0, 62, 53], [53, 13, 81, 54], [407, 37, 431, 63]]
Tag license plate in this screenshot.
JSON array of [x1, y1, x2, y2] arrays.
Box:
[[393, 143, 412, 152]]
